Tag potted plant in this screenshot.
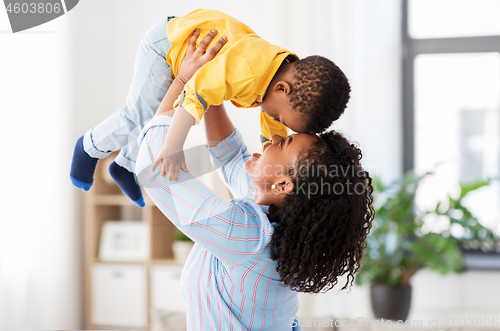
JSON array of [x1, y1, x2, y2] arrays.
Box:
[[172, 229, 194, 264], [355, 171, 497, 320]]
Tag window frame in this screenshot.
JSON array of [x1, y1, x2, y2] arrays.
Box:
[[402, 0, 500, 266], [402, 0, 500, 172]]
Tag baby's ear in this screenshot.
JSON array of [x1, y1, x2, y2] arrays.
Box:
[[275, 81, 292, 95]]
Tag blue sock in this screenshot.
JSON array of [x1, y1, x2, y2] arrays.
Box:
[[109, 161, 145, 208], [70, 135, 98, 191]]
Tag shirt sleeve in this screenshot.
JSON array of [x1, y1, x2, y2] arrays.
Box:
[[173, 46, 257, 125], [260, 110, 289, 144], [135, 116, 270, 266]]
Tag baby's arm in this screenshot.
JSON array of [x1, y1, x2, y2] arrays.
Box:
[[151, 106, 194, 181], [151, 28, 227, 182]]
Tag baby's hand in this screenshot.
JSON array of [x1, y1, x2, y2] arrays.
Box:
[[151, 145, 189, 182]]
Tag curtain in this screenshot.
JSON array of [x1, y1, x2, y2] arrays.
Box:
[[0, 14, 81, 331]]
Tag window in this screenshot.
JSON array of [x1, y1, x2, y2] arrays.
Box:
[[403, 0, 500, 238], [409, 0, 500, 38]]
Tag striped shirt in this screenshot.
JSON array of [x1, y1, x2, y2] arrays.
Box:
[[136, 115, 301, 331]]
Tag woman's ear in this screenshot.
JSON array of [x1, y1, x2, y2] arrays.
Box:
[[283, 180, 294, 194], [272, 179, 294, 195]]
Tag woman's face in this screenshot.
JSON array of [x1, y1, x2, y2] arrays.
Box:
[[244, 133, 317, 205]]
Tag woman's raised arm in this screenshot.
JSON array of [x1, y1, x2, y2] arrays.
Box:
[[204, 104, 235, 147], [203, 105, 254, 199]]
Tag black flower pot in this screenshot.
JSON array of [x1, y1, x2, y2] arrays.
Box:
[[370, 284, 412, 321]]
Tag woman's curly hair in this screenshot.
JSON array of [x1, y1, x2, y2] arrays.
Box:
[[289, 56, 351, 133], [268, 130, 374, 293]]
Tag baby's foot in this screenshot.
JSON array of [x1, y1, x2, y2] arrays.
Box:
[[109, 161, 145, 207], [70, 135, 98, 191]]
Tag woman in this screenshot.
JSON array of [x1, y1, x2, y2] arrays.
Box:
[[135, 33, 374, 331]]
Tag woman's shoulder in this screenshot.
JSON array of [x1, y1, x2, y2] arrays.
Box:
[[228, 198, 275, 233], [230, 198, 271, 217]]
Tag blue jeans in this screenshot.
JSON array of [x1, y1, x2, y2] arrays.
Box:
[[83, 16, 173, 172]]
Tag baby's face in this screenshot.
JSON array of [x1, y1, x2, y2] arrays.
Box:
[[264, 107, 308, 133]]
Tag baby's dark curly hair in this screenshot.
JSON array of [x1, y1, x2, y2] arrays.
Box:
[[268, 130, 374, 293], [289, 56, 351, 133]]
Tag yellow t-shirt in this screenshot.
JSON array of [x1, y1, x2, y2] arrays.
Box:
[[166, 9, 298, 142]]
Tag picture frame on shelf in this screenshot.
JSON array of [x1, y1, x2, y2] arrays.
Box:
[[99, 221, 150, 262]]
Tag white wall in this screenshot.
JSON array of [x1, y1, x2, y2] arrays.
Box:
[[297, 269, 500, 322], [411, 269, 500, 318]]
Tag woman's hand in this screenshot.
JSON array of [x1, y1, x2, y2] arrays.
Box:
[[154, 28, 227, 117], [176, 28, 227, 83]]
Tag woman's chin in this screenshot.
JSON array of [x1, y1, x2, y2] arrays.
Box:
[[244, 157, 258, 173]]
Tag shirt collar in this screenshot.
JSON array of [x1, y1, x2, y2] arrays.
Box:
[[261, 54, 298, 101]]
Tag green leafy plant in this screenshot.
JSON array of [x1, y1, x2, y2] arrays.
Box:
[[355, 171, 497, 287], [175, 229, 192, 242]]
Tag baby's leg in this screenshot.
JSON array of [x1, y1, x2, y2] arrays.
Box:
[[70, 17, 174, 202], [108, 141, 143, 206]]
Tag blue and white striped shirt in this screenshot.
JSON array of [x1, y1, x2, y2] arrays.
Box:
[[136, 115, 301, 331]]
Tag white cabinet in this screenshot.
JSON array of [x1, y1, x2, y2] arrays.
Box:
[[150, 265, 186, 313], [91, 263, 148, 328]]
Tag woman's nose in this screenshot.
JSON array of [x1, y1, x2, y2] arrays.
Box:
[[270, 135, 284, 144]]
